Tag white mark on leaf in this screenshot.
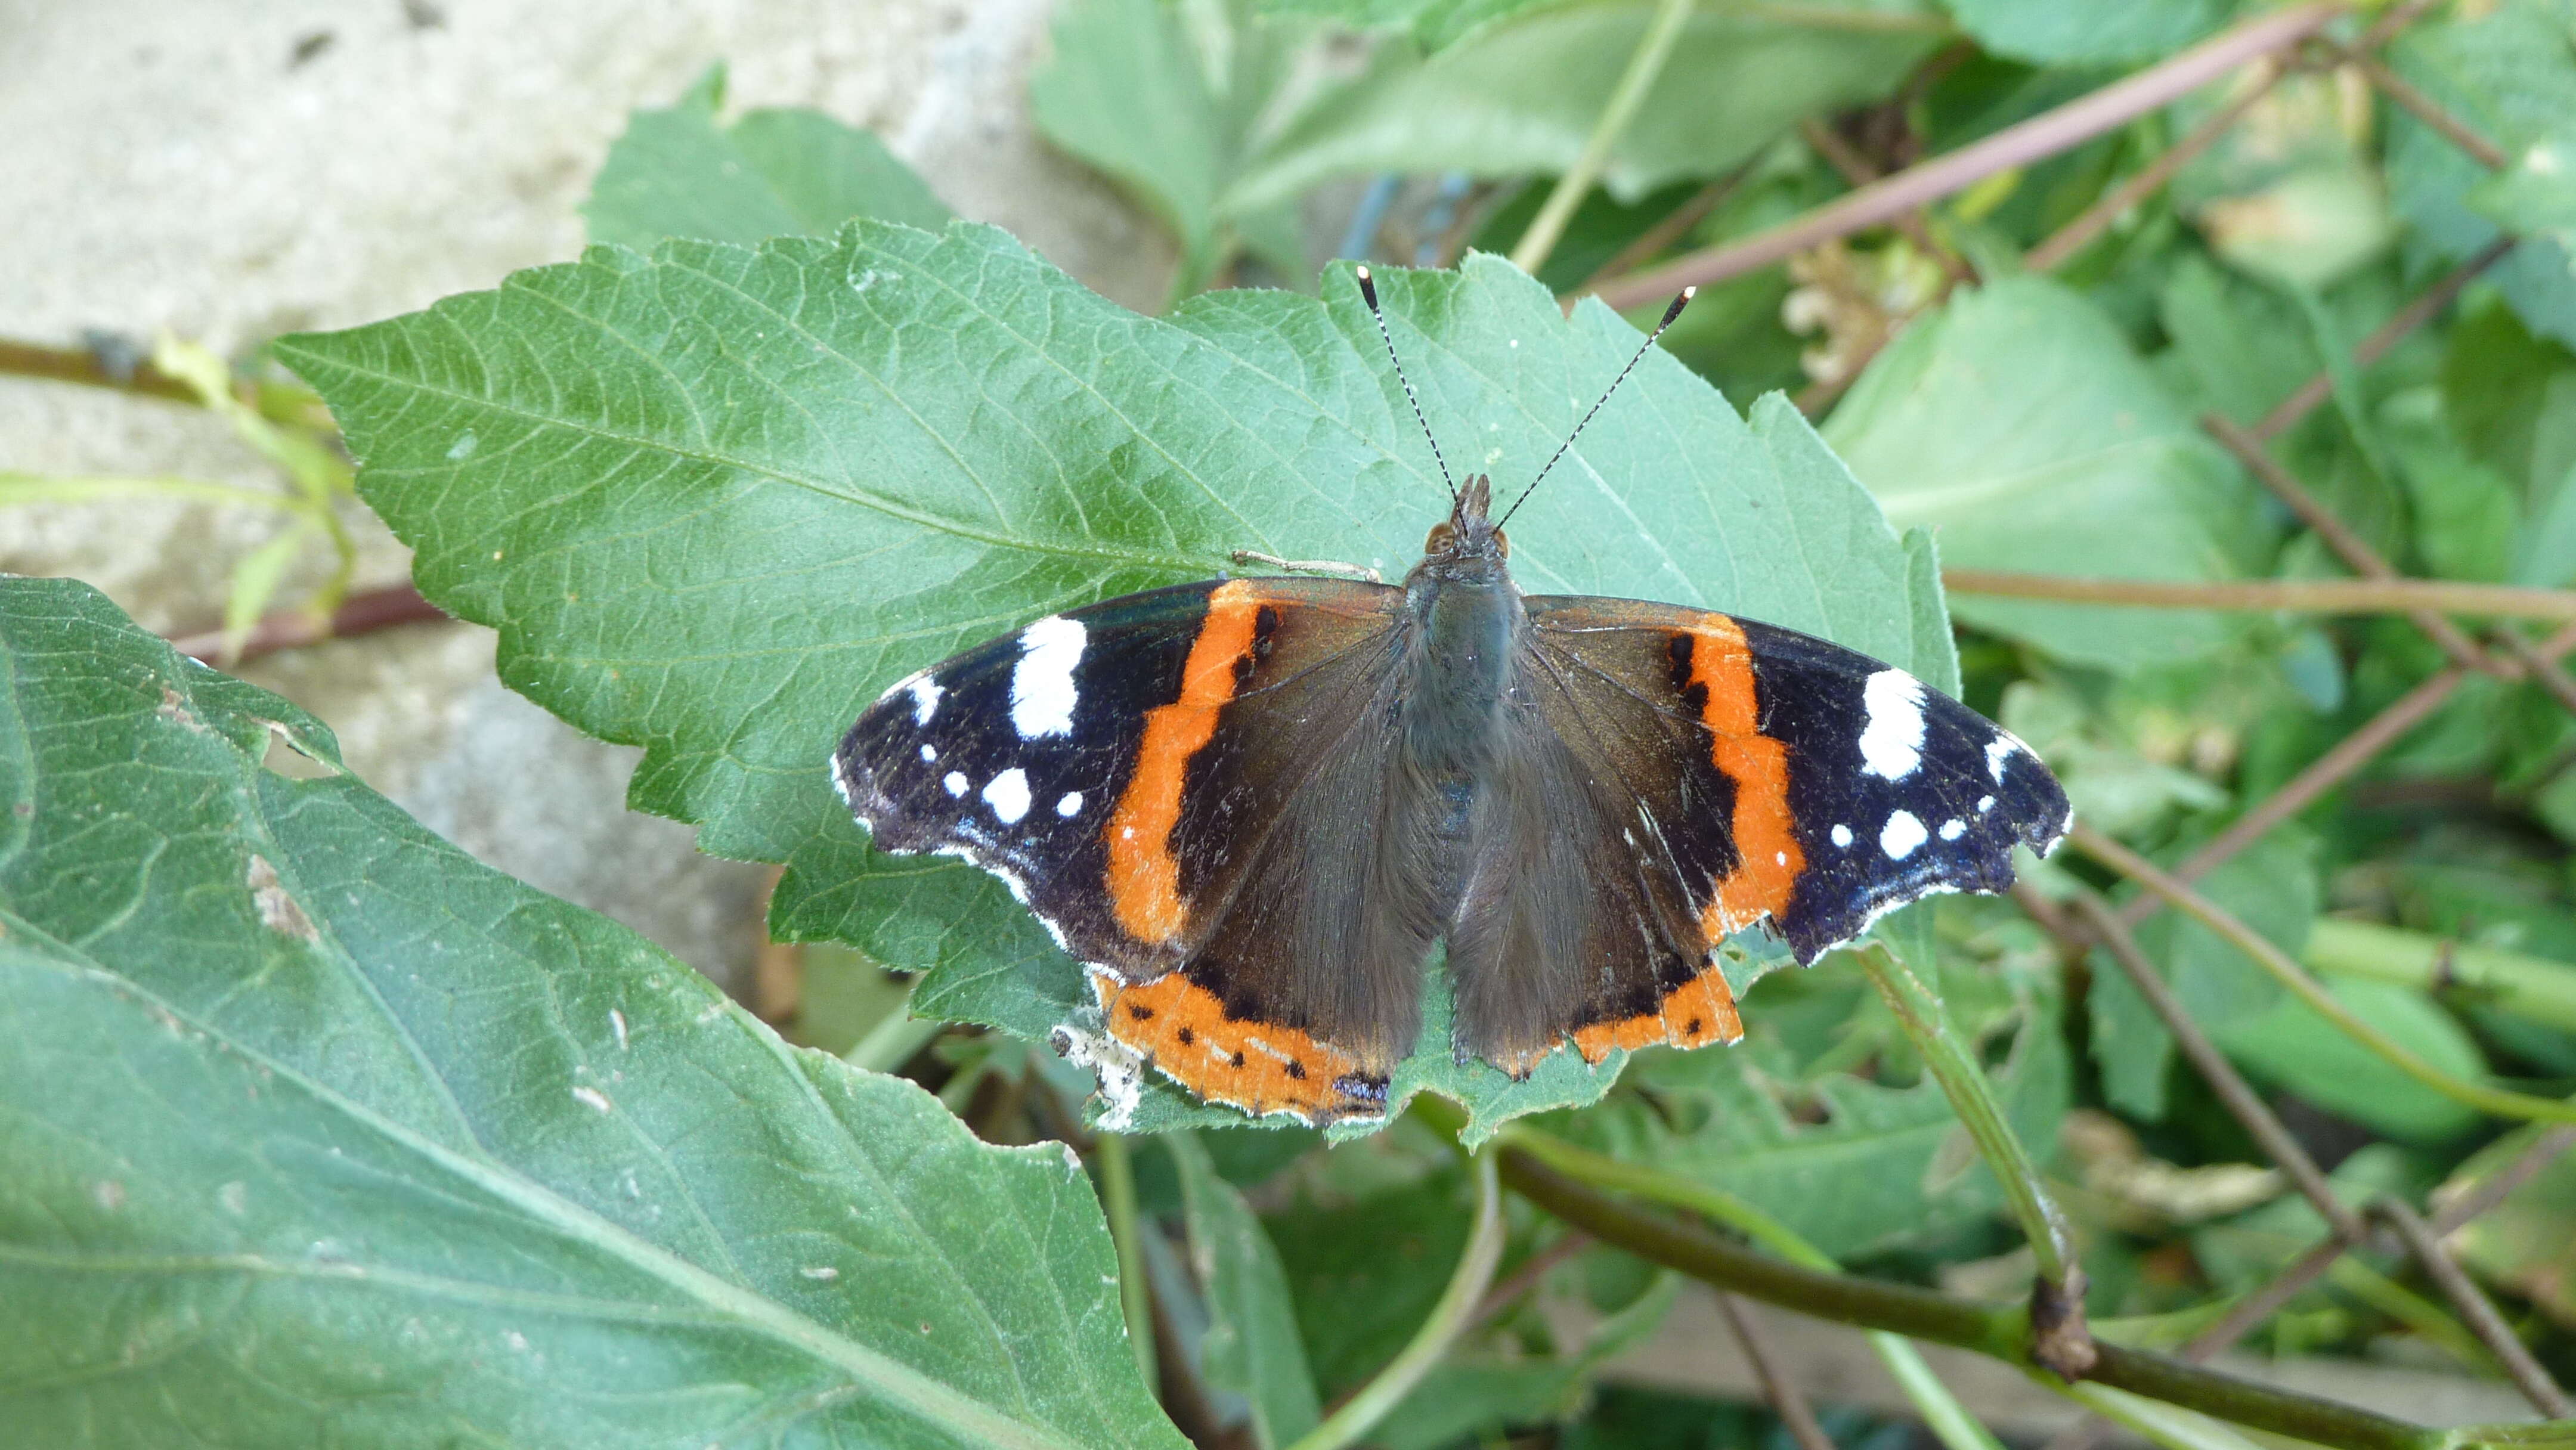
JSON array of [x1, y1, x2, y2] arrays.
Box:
[[247, 855, 318, 941], [572, 1086, 614, 1114]]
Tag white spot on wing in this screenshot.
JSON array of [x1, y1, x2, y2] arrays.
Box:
[[1010, 616, 1086, 739], [919, 743, 937, 763], [1939, 818, 1966, 841], [1985, 737, 2015, 782], [1831, 823, 1853, 849], [943, 771, 968, 797], [1775, 851, 1788, 866], [1858, 670, 1927, 780], [1057, 791, 1084, 817], [1978, 795, 1995, 813], [1881, 811, 1928, 860], [983, 768, 1032, 824], [906, 677, 943, 726]]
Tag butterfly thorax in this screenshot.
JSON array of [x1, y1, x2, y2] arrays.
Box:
[[1400, 475, 1524, 817]]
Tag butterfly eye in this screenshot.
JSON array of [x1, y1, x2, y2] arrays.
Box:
[[1424, 522, 1456, 553], [1493, 527, 1508, 558]]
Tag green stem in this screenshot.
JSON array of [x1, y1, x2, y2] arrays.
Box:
[[1283, 1147, 1505, 1450], [1852, 943, 2080, 1290], [1509, 0, 1696, 275], [2074, 825, 2576, 1126], [1498, 1125, 2004, 1450], [0, 473, 306, 512], [842, 981, 945, 1074], [1095, 1133, 1159, 1395], [1501, 1148, 2455, 1450], [2052, 1380, 2268, 1450], [2306, 919, 2576, 1035]]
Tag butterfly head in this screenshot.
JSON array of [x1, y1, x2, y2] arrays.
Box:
[[1417, 473, 1510, 584]]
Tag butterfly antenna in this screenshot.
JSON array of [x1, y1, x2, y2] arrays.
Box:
[[1497, 287, 1696, 528], [1355, 265, 1457, 504]]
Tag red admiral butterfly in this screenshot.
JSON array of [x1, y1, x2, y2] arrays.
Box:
[[835, 267, 2070, 1124]]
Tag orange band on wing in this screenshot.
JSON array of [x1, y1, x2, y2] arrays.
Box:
[[1104, 581, 1265, 943], [1685, 615, 1804, 937], [1095, 971, 1380, 1122], [1570, 964, 1746, 1064]]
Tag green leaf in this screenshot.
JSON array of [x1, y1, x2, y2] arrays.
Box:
[[583, 63, 950, 251], [2442, 1126, 2576, 1330], [2213, 978, 2485, 1145], [1559, 988, 2072, 1260], [1939, 0, 2227, 66], [1271, 1161, 1473, 1393], [2382, 385, 2519, 585], [1168, 1133, 1322, 1447], [1224, 1, 1947, 214], [277, 226, 1943, 1135], [1250, 0, 1569, 52], [2469, 127, 2576, 240], [2090, 832, 2313, 1120], [1824, 275, 2259, 670], [0, 576, 1182, 1450], [2386, 0, 2576, 349], [1030, 0, 1316, 296]]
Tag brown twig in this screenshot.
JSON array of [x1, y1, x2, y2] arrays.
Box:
[[2072, 894, 2369, 1241], [2249, 237, 2517, 442], [1573, 168, 1755, 300], [166, 581, 448, 666], [1797, 117, 1974, 284], [1943, 569, 2576, 621], [1716, 1293, 1837, 1450], [2338, 47, 2509, 169], [2026, 58, 2286, 272], [2375, 1198, 2574, 1417], [1588, 2, 2343, 309], [0, 336, 200, 406], [2205, 412, 2504, 674], [1464, 1231, 1590, 1334]]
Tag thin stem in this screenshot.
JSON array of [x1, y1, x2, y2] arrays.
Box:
[[1574, 163, 1754, 298], [2305, 919, 2576, 1034], [1717, 1292, 1836, 1450], [2203, 414, 2501, 673], [2074, 892, 2370, 1241], [166, 581, 448, 665], [1497, 1148, 2450, 1450], [2028, 60, 2285, 272], [1283, 1147, 1505, 1450], [1499, 1123, 2007, 1450], [2249, 237, 2516, 443], [1094, 1133, 1158, 1395], [2072, 822, 2576, 1126], [0, 473, 308, 513], [1942, 570, 2576, 621], [1592, 1, 2343, 308], [2374, 1199, 2574, 1417], [1852, 942, 2093, 1375], [1510, 0, 1696, 275], [842, 981, 946, 1074]]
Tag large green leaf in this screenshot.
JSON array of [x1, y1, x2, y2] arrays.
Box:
[[1168, 1133, 1321, 1447], [2089, 832, 2314, 1120], [583, 65, 951, 252], [1030, 0, 1314, 296], [2387, 0, 2576, 349], [0, 577, 1181, 1450], [275, 223, 1947, 1134], [1030, 0, 1940, 287], [2213, 978, 2485, 1145], [1940, 0, 2230, 65], [1226, 0, 1945, 215], [1252, 0, 1576, 51], [1824, 275, 2260, 670], [1553, 989, 2072, 1260]]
